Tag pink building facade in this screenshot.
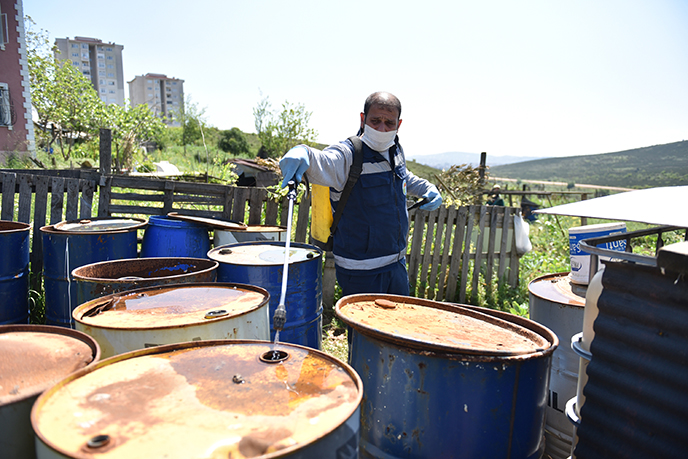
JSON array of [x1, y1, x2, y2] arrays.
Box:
[[0, 0, 34, 164]]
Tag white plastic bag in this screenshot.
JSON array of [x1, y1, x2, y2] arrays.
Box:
[[514, 214, 532, 255]]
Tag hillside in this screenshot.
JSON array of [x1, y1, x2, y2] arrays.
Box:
[[489, 141, 688, 188], [408, 151, 542, 169]]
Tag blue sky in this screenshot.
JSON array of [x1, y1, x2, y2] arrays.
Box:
[[24, 0, 688, 159]]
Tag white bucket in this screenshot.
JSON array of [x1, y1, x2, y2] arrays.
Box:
[[569, 222, 626, 284]]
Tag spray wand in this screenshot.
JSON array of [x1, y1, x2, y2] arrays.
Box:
[[273, 180, 297, 336]]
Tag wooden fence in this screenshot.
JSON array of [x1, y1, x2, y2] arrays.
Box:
[[1, 169, 520, 310]]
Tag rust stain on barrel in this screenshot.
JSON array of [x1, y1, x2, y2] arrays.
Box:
[[338, 297, 548, 355], [33, 342, 361, 458]]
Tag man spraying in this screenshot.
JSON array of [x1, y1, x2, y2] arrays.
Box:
[[279, 91, 442, 296]]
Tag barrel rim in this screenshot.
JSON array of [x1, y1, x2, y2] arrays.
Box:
[[41, 217, 147, 235], [71, 257, 219, 282], [336, 293, 559, 359], [208, 240, 323, 265], [0, 324, 101, 404], [0, 220, 31, 233], [31, 339, 363, 459], [527, 271, 587, 306], [72, 282, 271, 330]]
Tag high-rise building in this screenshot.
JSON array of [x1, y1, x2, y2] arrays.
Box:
[[128, 73, 184, 126], [54, 36, 125, 106], [0, 0, 35, 161]]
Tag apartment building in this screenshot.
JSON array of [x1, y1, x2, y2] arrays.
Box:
[[54, 36, 125, 106], [0, 0, 35, 162], [128, 73, 184, 126]]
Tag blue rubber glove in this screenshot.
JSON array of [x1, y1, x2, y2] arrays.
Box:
[[279, 145, 310, 188], [420, 185, 442, 211]]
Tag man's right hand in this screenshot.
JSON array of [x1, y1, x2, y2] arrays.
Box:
[[279, 145, 310, 188]]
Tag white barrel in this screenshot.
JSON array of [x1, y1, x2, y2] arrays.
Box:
[[72, 282, 270, 358], [0, 325, 100, 459], [214, 224, 286, 246], [529, 273, 587, 459], [569, 222, 626, 285]]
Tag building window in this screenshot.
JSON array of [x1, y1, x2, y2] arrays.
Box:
[[71, 43, 79, 48], [107, 56, 113, 60], [107, 64, 113, 69], [109, 90, 115, 94], [101, 96, 107, 102], [108, 81, 115, 85], [100, 88, 106, 94], [82, 53, 89, 59], [83, 70, 90, 75], [0, 82, 15, 127], [99, 79, 105, 84], [82, 44, 88, 49], [98, 62, 105, 68], [97, 53, 104, 59], [106, 47, 113, 52], [82, 62, 89, 67], [71, 53, 79, 58], [107, 73, 114, 77], [99, 70, 105, 76]]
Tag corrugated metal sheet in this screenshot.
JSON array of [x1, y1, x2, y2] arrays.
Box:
[[574, 257, 688, 459]]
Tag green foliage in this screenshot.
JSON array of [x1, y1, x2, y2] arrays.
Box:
[[253, 95, 318, 158], [218, 127, 250, 155], [170, 95, 207, 151], [490, 140, 688, 188], [436, 164, 486, 206]]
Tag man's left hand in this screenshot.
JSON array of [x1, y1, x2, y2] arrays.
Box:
[[420, 185, 442, 211]]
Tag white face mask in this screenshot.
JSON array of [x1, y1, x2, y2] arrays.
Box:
[[361, 124, 397, 152]]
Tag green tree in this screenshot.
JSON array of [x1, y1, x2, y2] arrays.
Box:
[[218, 127, 250, 155], [26, 17, 104, 160], [172, 95, 207, 154], [98, 103, 166, 171], [253, 95, 318, 158]]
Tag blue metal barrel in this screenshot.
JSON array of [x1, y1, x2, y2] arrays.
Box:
[[208, 241, 323, 349], [140, 215, 211, 258], [336, 294, 558, 459], [71, 257, 218, 305], [41, 218, 146, 327], [0, 221, 31, 324]]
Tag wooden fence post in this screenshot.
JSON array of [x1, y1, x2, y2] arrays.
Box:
[[99, 129, 112, 176]]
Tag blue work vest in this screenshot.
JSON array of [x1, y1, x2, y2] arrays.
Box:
[[331, 139, 409, 273]]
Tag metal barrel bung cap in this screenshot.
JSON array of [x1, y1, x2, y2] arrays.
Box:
[[31, 340, 363, 458], [0, 325, 100, 406], [336, 294, 554, 357], [52, 217, 147, 233], [208, 242, 320, 266]]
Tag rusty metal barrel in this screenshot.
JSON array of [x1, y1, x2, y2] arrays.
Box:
[[32, 340, 363, 458], [41, 218, 146, 328], [71, 257, 218, 305], [0, 324, 100, 459], [0, 221, 30, 324], [336, 294, 558, 459], [72, 282, 271, 358], [208, 241, 323, 349]]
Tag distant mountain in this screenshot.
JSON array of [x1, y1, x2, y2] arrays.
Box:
[[489, 141, 688, 188], [407, 151, 542, 170]]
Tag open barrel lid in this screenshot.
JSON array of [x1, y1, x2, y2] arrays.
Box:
[[73, 283, 269, 330], [0, 325, 100, 405], [31, 340, 362, 458], [53, 217, 147, 233], [167, 212, 248, 230], [336, 294, 553, 357], [208, 242, 321, 266]]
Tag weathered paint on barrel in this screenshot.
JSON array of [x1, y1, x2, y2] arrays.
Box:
[[208, 242, 323, 349], [529, 272, 586, 459], [0, 324, 100, 459], [140, 215, 211, 258], [41, 218, 146, 328], [32, 340, 362, 459], [71, 257, 218, 305], [214, 224, 287, 246], [0, 221, 30, 324], [72, 282, 270, 358], [336, 294, 557, 459]]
